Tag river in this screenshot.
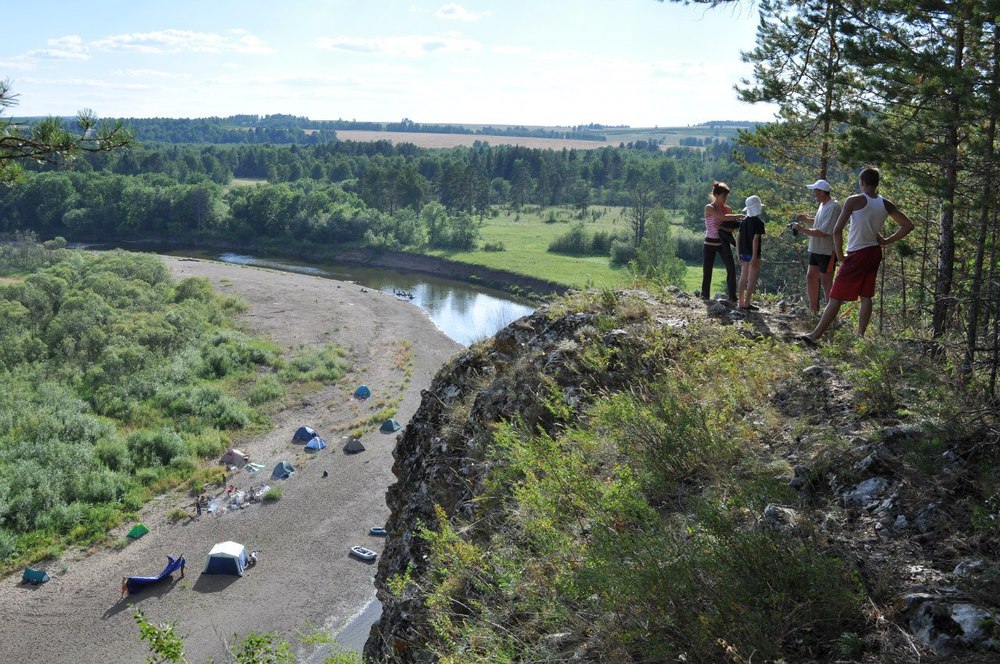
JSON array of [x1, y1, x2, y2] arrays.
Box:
[[167, 250, 536, 346]]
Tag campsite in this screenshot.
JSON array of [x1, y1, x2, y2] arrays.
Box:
[[0, 257, 462, 663]]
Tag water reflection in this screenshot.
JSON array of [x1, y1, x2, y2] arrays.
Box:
[[215, 252, 534, 346]]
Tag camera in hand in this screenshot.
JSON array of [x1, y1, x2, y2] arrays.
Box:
[[788, 217, 799, 236]]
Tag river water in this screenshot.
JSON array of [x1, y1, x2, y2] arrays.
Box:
[[174, 250, 535, 346]]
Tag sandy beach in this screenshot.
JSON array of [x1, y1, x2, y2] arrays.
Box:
[[0, 256, 461, 663]]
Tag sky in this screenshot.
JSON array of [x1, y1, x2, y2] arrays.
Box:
[[3, 1, 776, 128]]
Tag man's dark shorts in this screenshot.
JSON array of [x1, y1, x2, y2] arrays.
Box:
[[809, 252, 837, 274]]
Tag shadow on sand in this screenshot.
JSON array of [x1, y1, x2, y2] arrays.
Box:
[[102, 576, 181, 619]]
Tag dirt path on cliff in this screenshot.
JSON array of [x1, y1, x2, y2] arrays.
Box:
[[0, 256, 462, 664]]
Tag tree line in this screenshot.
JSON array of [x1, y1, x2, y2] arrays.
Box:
[[1, 138, 754, 254]]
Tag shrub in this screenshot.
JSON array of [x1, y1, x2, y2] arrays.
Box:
[[167, 508, 190, 522], [127, 429, 186, 468], [609, 239, 637, 266], [94, 438, 130, 471], [280, 344, 349, 383], [248, 374, 284, 405], [262, 487, 283, 502], [481, 241, 506, 252], [172, 277, 214, 304]]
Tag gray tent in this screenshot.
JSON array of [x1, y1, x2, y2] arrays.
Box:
[[343, 438, 366, 454], [379, 418, 401, 433], [271, 460, 295, 479]]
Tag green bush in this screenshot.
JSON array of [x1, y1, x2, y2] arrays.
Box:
[[262, 487, 283, 502], [280, 344, 349, 383], [248, 374, 284, 405], [127, 428, 186, 468]]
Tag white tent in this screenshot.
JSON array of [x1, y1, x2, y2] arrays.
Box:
[[203, 541, 249, 576]]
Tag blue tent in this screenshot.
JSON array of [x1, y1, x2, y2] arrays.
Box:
[[354, 385, 371, 399], [203, 542, 249, 576], [379, 418, 401, 433], [272, 460, 295, 479], [22, 568, 49, 585], [293, 426, 317, 442], [126, 555, 185, 594], [304, 436, 327, 451]]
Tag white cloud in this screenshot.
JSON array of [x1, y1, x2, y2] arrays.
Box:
[[90, 29, 275, 55], [315, 33, 479, 58], [434, 3, 489, 21], [492, 45, 531, 56], [21, 76, 155, 91], [28, 34, 90, 61], [0, 55, 36, 71], [113, 68, 187, 79]]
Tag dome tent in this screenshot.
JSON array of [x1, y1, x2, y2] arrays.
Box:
[[203, 541, 249, 576], [271, 460, 295, 479], [292, 426, 317, 442], [353, 385, 371, 399], [379, 418, 401, 433], [304, 436, 327, 451]]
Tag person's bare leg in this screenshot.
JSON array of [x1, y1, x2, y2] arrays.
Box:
[[819, 271, 834, 310], [807, 297, 843, 341], [857, 296, 873, 336], [745, 263, 760, 308], [738, 261, 750, 307], [806, 265, 821, 312]]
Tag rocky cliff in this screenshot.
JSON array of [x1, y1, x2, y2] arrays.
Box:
[[364, 288, 999, 662]]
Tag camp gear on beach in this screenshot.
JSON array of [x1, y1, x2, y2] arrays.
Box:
[[127, 523, 149, 539], [379, 418, 401, 433], [271, 460, 295, 479], [22, 568, 49, 584], [125, 555, 186, 594], [353, 385, 371, 399], [292, 426, 317, 442], [304, 436, 327, 451], [350, 546, 377, 561], [343, 438, 366, 454], [204, 541, 250, 575], [221, 448, 250, 465], [369, 527, 388, 537]]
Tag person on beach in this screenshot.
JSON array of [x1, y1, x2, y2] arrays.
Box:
[[801, 167, 914, 344], [702, 181, 743, 301], [791, 179, 842, 313], [120, 576, 128, 600], [737, 195, 765, 311]]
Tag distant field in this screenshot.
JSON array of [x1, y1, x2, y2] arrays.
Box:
[[333, 125, 749, 151], [335, 130, 614, 151]]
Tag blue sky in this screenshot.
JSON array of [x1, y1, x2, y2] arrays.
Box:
[[4, 1, 774, 127]]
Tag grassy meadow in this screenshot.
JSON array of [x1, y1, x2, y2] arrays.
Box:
[[423, 204, 721, 294]]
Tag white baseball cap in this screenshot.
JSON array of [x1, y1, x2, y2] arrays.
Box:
[[806, 179, 832, 192], [743, 195, 763, 217]]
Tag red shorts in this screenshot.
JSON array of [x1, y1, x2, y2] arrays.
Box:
[[830, 245, 882, 301]]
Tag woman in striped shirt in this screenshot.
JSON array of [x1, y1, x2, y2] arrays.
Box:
[[702, 181, 743, 301]]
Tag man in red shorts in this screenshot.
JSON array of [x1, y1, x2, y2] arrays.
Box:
[[800, 167, 914, 344]]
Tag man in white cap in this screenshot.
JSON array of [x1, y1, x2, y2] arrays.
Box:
[[792, 179, 842, 313]]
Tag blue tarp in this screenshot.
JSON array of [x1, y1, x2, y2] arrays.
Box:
[[304, 436, 327, 451], [126, 555, 185, 594], [354, 385, 371, 399], [293, 426, 317, 441]]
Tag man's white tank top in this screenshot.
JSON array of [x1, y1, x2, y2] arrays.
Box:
[[847, 194, 888, 252]]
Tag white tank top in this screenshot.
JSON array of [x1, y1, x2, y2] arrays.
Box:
[[847, 194, 888, 252]]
